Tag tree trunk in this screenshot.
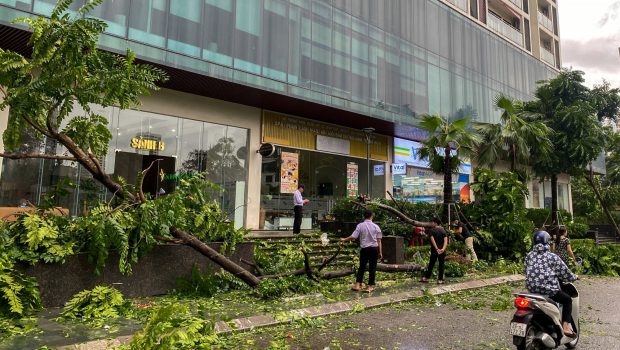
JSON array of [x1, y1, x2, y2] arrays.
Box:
[[549, 174, 560, 241], [376, 263, 423, 272], [443, 147, 453, 222], [351, 200, 433, 228], [510, 144, 517, 172], [587, 166, 620, 237], [169, 226, 261, 287]]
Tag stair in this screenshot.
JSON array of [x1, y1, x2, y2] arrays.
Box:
[[595, 232, 620, 245], [249, 233, 358, 272]]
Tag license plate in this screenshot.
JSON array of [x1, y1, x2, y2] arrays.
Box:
[[510, 322, 527, 337]]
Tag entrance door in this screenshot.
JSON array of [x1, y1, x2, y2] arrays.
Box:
[[114, 151, 176, 198]]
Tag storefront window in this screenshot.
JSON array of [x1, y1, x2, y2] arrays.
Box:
[[260, 146, 386, 230], [392, 166, 470, 203], [0, 107, 249, 227]]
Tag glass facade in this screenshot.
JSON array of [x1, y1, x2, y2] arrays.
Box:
[[0, 107, 249, 226], [0, 0, 556, 130], [260, 146, 386, 229]]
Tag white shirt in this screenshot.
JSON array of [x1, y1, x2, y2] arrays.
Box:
[[351, 220, 382, 248], [293, 189, 304, 206]]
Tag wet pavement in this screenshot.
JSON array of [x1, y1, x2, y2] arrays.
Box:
[[220, 276, 620, 350]]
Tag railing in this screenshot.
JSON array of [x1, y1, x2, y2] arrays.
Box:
[[487, 12, 523, 47], [506, 0, 522, 9], [540, 46, 555, 66], [538, 11, 554, 32], [445, 0, 468, 12]]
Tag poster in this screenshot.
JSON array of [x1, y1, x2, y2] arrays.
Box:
[[346, 162, 359, 197], [280, 152, 299, 193]]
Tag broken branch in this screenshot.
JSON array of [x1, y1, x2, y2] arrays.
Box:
[[0, 152, 77, 161]]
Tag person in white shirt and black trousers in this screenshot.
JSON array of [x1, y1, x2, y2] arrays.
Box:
[[293, 185, 309, 234]]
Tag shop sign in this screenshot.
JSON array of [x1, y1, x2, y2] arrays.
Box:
[[391, 163, 406, 175], [258, 143, 276, 157], [346, 162, 359, 197], [131, 136, 165, 151], [316, 135, 350, 155], [262, 111, 388, 160], [373, 164, 385, 176], [280, 152, 299, 194], [393, 138, 429, 168]]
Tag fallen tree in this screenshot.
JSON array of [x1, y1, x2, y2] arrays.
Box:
[[0, 0, 425, 290]]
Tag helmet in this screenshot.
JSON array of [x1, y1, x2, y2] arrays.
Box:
[[533, 230, 551, 245]]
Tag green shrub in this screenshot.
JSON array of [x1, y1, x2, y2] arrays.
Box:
[[0, 253, 41, 318], [255, 276, 316, 299], [565, 222, 589, 239], [175, 265, 249, 297], [461, 168, 534, 261], [524, 208, 572, 229], [571, 239, 620, 276], [60, 286, 130, 326], [444, 261, 467, 277], [125, 303, 217, 350]]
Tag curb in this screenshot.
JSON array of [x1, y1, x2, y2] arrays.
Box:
[[58, 274, 524, 349]]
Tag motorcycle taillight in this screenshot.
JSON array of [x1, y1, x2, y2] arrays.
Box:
[[515, 297, 530, 309]]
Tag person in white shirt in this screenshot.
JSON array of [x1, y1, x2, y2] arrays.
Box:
[[293, 185, 309, 233], [341, 209, 383, 292]]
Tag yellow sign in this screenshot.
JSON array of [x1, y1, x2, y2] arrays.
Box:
[[130, 137, 165, 151], [262, 111, 388, 161]]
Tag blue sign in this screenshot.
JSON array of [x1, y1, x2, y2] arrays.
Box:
[[373, 164, 385, 176], [391, 163, 406, 175]]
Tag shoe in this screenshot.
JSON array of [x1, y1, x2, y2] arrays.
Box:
[[420, 278, 429, 283], [365, 286, 376, 293], [437, 280, 445, 285]]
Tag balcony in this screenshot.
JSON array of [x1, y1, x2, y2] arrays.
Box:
[[487, 12, 523, 47], [445, 0, 468, 12], [538, 11, 554, 32], [506, 0, 522, 9], [540, 46, 555, 66]]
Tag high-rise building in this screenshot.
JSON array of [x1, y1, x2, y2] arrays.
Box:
[[0, 0, 570, 229]]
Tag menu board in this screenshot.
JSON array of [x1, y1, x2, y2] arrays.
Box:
[[346, 162, 359, 197], [280, 152, 299, 193]]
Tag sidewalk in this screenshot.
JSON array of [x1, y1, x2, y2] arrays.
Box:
[[58, 274, 524, 350]]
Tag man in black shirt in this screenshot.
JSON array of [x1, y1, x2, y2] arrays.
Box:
[[452, 219, 478, 262], [420, 218, 448, 284]]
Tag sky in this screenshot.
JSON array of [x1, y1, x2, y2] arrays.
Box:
[[560, 0, 620, 88]]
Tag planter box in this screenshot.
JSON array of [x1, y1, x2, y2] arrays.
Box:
[[381, 236, 404, 264], [20, 243, 254, 307], [319, 221, 357, 236]]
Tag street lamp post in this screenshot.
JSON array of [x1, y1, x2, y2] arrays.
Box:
[[362, 127, 375, 198]]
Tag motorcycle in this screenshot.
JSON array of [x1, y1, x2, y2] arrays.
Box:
[[510, 283, 580, 350]]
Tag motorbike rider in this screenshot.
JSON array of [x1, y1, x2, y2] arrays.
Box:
[[525, 230, 578, 337]]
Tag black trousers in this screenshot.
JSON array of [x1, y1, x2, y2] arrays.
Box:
[[356, 247, 379, 286], [425, 249, 446, 280], [293, 205, 303, 233], [550, 290, 573, 324]]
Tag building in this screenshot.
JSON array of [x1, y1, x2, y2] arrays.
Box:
[[0, 0, 570, 230]]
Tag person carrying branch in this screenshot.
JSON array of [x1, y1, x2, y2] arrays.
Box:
[[341, 209, 383, 293], [420, 218, 448, 284]]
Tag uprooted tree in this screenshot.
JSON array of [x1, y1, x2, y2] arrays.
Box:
[[0, 0, 423, 289]]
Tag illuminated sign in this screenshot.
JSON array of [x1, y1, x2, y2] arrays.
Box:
[[391, 163, 406, 175], [130, 136, 165, 151]]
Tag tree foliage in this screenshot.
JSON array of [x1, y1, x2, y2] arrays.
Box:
[[526, 70, 607, 178], [461, 168, 533, 260], [0, 0, 167, 201], [60, 285, 130, 326], [475, 94, 552, 172]]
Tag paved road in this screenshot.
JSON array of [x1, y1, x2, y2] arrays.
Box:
[[218, 276, 620, 349]]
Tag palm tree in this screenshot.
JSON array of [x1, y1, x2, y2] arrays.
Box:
[[417, 114, 480, 221], [475, 94, 553, 173]]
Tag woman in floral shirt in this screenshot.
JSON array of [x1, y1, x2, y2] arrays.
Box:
[[525, 230, 578, 337]]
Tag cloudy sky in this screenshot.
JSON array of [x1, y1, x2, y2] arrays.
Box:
[[560, 0, 620, 87]]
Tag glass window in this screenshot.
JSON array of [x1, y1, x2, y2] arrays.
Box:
[[33, 0, 83, 16], [167, 0, 202, 57], [128, 0, 168, 48], [1, 0, 31, 11], [89, 0, 130, 37], [262, 0, 289, 81], [234, 0, 262, 73], [203, 0, 234, 66]]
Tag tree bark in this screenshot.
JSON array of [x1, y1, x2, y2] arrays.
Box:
[[510, 144, 517, 172], [587, 165, 620, 237], [320, 268, 355, 279], [443, 147, 453, 223], [352, 200, 434, 228], [550, 174, 559, 225], [169, 226, 261, 287], [0, 152, 77, 161], [376, 263, 424, 272]]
